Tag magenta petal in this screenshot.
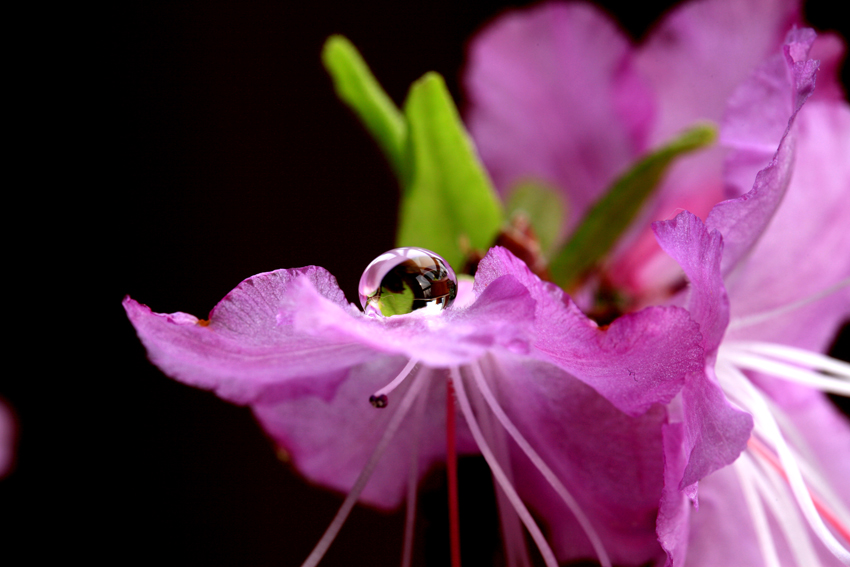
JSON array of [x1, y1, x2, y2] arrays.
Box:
[[652, 212, 751, 490], [252, 358, 474, 509], [123, 267, 378, 405], [707, 28, 818, 273], [656, 422, 690, 567], [464, 2, 653, 233], [492, 355, 667, 566], [679, 370, 753, 488], [724, 99, 850, 351], [290, 272, 537, 367], [682, 464, 765, 567], [475, 247, 703, 416], [653, 211, 728, 353], [636, 0, 799, 145]]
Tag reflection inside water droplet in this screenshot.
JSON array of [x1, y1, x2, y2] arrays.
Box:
[[358, 247, 458, 317]]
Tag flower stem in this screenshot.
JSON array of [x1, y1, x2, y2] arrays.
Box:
[[447, 378, 462, 567]]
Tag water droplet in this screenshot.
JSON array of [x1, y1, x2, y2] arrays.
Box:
[[359, 247, 458, 317], [369, 394, 388, 408]]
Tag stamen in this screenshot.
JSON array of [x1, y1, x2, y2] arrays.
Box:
[[719, 346, 850, 396], [734, 453, 781, 567], [446, 378, 462, 567], [470, 360, 612, 567], [466, 361, 530, 567], [718, 361, 850, 562], [748, 448, 822, 567], [370, 358, 419, 407], [450, 367, 560, 567], [727, 277, 850, 331], [301, 368, 428, 567], [402, 380, 429, 567], [724, 341, 850, 379], [749, 436, 850, 545]]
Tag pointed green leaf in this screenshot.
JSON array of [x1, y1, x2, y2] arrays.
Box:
[[396, 72, 503, 269], [549, 123, 717, 289], [506, 180, 568, 257], [322, 35, 406, 177]]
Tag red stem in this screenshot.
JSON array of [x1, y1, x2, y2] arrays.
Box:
[[447, 378, 462, 567]]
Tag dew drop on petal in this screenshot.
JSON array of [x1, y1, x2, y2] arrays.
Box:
[[358, 247, 458, 317]]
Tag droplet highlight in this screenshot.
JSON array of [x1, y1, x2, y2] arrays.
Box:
[[358, 247, 458, 317]]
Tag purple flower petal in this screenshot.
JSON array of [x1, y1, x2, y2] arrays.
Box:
[[464, 2, 653, 234], [653, 212, 752, 488], [492, 355, 668, 566], [252, 357, 477, 508], [656, 423, 690, 567], [724, 98, 850, 352], [706, 28, 819, 273], [653, 211, 728, 354], [475, 247, 703, 416], [123, 267, 378, 405], [290, 271, 536, 367], [636, 0, 799, 146]]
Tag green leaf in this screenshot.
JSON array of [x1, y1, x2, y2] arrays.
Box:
[[321, 35, 407, 177], [506, 180, 567, 257], [375, 280, 416, 317], [396, 72, 503, 270], [549, 123, 717, 289]]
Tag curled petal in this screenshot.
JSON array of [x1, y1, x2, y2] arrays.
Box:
[[653, 211, 728, 354], [123, 267, 376, 405], [653, 209, 752, 515], [724, 100, 850, 351], [475, 247, 703, 416], [707, 28, 819, 273]]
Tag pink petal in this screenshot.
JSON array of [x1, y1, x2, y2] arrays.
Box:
[[123, 267, 377, 405], [464, 2, 653, 234], [653, 211, 728, 353], [290, 272, 537, 367], [492, 355, 668, 566], [475, 247, 704, 416], [653, 212, 752, 489], [656, 423, 691, 567], [707, 28, 819, 273], [724, 99, 850, 352], [636, 0, 800, 146], [252, 358, 477, 509]]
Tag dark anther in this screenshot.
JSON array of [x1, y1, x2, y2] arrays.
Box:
[[369, 394, 388, 408]]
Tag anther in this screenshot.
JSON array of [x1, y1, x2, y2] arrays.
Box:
[[368, 358, 420, 409], [369, 394, 388, 408]]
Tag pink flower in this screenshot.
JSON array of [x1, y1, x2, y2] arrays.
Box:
[[125, 245, 704, 566], [465, 0, 849, 565]]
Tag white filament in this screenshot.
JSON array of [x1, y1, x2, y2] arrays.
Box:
[[727, 277, 850, 331], [470, 360, 612, 567], [750, 447, 822, 567], [734, 453, 781, 567], [464, 365, 530, 567], [718, 360, 850, 563], [402, 380, 429, 567], [450, 366, 560, 567], [720, 347, 850, 396], [372, 358, 419, 400], [301, 366, 427, 567]]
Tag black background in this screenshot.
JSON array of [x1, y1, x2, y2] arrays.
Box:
[[4, 1, 848, 565]]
